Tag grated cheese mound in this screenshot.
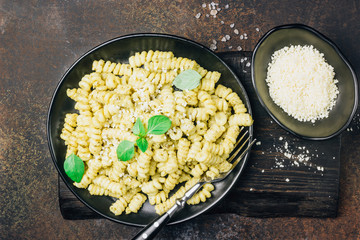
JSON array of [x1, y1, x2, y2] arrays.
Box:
[[265, 45, 339, 123]]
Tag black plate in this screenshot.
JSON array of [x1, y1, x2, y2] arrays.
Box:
[[252, 24, 358, 140], [47, 34, 253, 226]]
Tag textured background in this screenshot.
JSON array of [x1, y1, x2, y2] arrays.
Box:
[[0, 0, 359, 239]]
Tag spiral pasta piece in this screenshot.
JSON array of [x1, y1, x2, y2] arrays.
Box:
[[141, 177, 163, 195], [229, 113, 254, 126], [129, 51, 147, 68], [162, 150, 178, 175], [92, 59, 117, 74], [136, 150, 153, 180], [60, 113, 78, 144], [163, 170, 182, 192], [92, 175, 126, 195], [125, 193, 147, 214], [204, 124, 226, 142], [188, 142, 202, 160], [113, 63, 132, 76], [106, 160, 127, 182], [177, 138, 191, 165], [200, 71, 221, 92], [88, 184, 109, 196], [110, 197, 128, 215], [190, 163, 208, 178], [148, 191, 168, 205], [187, 183, 214, 205]]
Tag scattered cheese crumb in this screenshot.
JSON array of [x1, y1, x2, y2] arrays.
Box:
[[210, 9, 218, 16], [210, 44, 217, 51], [317, 166, 324, 171]]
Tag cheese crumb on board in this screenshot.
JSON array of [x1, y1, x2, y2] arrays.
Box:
[[265, 45, 339, 123]]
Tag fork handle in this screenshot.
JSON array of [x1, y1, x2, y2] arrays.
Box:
[[132, 182, 204, 240]]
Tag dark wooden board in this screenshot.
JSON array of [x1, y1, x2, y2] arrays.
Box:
[[58, 51, 340, 219]]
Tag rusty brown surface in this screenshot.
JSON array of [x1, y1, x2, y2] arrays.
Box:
[[0, 0, 359, 239]]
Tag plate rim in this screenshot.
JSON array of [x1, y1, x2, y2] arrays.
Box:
[[251, 23, 358, 140], [47, 33, 254, 226]]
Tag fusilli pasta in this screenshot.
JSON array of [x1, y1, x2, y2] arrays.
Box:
[[60, 50, 253, 216]]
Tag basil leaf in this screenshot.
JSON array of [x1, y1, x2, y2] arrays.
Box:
[[133, 118, 146, 137], [116, 140, 135, 161], [173, 69, 202, 90], [147, 115, 172, 135], [64, 153, 85, 183], [136, 137, 148, 153]]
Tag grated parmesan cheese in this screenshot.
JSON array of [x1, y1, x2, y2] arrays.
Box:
[[265, 45, 339, 123]]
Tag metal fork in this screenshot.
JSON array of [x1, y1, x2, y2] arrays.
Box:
[[132, 129, 256, 240]]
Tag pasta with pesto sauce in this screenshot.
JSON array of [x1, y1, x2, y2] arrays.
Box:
[[60, 50, 253, 216]]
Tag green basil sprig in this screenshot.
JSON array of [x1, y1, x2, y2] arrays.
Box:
[[64, 153, 85, 183], [116, 115, 172, 161], [147, 115, 172, 135], [132, 117, 146, 137], [116, 140, 135, 161], [173, 69, 201, 90], [136, 137, 148, 153]]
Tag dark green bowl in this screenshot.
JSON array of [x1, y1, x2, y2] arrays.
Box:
[[47, 34, 253, 226], [252, 24, 358, 140]]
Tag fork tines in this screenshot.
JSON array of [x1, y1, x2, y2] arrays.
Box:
[[228, 128, 255, 171]]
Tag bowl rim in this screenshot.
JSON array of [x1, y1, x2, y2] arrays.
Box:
[[47, 33, 254, 226], [251, 23, 358, 140]]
